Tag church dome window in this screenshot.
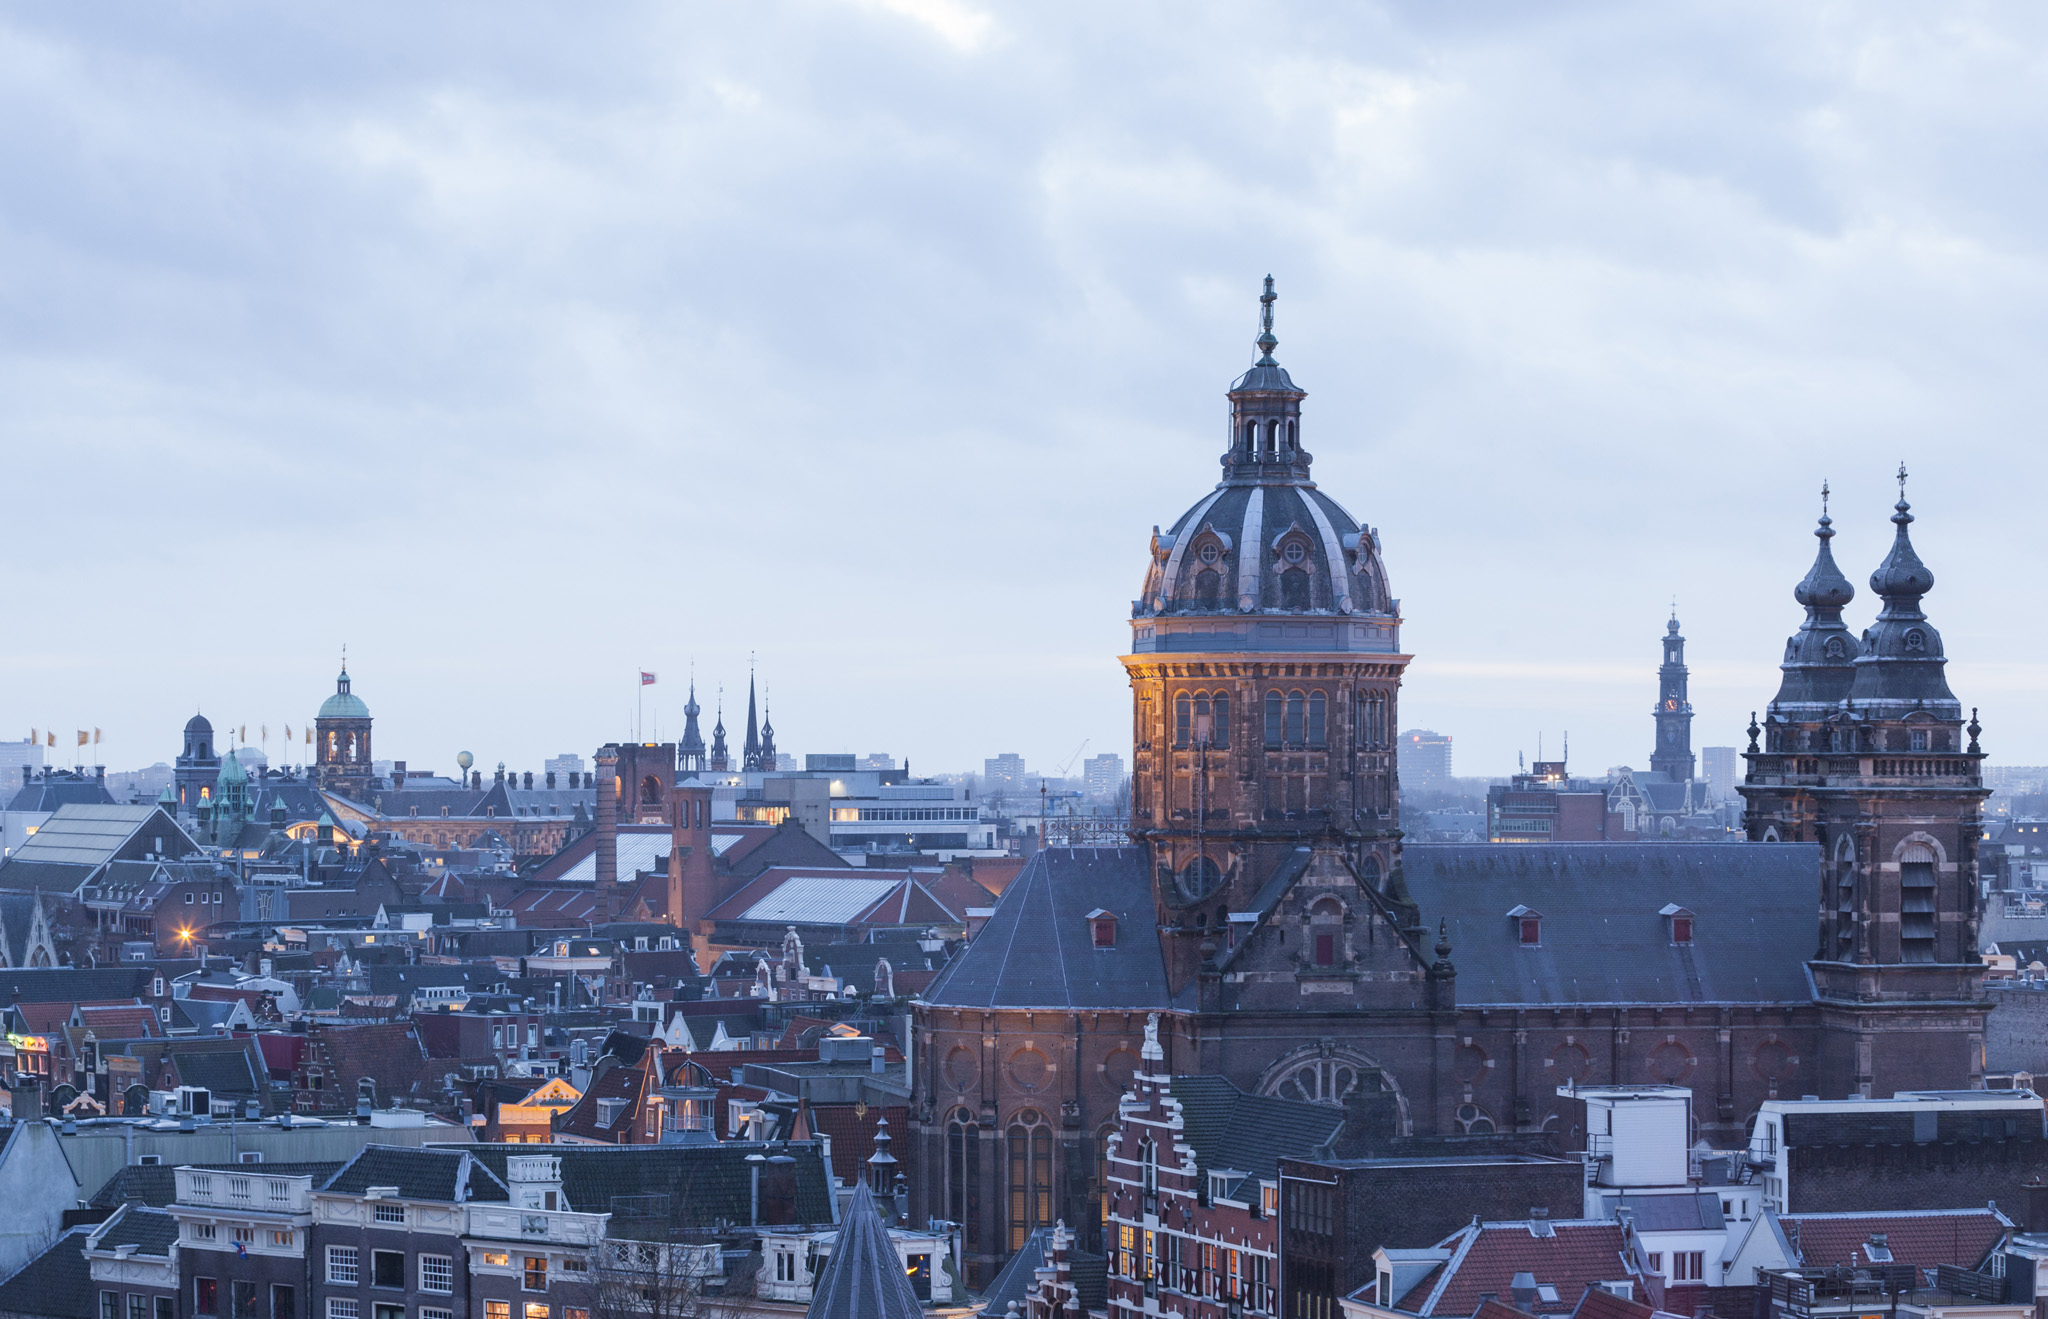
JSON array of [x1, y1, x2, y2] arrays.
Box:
[[1283, 541, 1306, 565], [1905, 628, 1927, 651], [1198, 542, 1220, 565]]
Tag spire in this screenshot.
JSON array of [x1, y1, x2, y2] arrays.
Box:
[[1255, 274, 1278, 365], [710, 688, 729, 773], [679, 672, 706, 768], [743, 669, 762, 769], [1849, 463, 1957, 709], [803, 1181, 923, 1319], [1768, 481, 1861, 712]]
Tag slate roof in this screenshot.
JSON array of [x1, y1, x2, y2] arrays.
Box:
[[0, 967, 157, 1004], [977, 1226, 1050, 1316], [1782, 1208, 2008, 1272], [463, 1140, 838, 1229], [90, 1204, 178, 1255], [322, 1145, 508, 1203], [1402, 844, 1820, 1005], [919, 846, 1173, 1010], [1613, 1192, 1724, 1233], [1169, 1075, 1344, 1190], [0, 1227, 94, 1319], [3, 777, 116, 813], [805, 1181, 922, 1319]]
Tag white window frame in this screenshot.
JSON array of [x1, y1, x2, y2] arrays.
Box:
[[327, 1245, 359, 1285], [327, 1302, 359, 1319], [419, 1255, 454, 1295]]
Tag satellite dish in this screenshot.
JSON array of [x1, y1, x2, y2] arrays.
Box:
[[456, 751, 474, 771]]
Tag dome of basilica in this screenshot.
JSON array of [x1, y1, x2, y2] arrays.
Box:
[[1133, 279, 1397, 656]]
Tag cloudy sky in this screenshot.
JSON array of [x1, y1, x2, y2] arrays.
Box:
[[3, 2, 2045, 783]]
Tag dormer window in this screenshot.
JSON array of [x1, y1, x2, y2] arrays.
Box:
[[1508, 905, 1542, 945], [1660, 904, 1695, 945], [1088, 909, 1117, 949]]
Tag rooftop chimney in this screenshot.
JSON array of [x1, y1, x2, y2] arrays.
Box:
[[1511, 1273, 1539, 1309]]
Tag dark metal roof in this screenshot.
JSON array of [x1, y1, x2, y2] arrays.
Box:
[[918, 847, 1174, 1011], [804, 1181, 922, 1319], [91, 1162, 345, 1210], [1402, 843, 1820, 1005]]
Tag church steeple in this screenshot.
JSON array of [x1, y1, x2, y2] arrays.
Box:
[[679, 675, 707, 772], [1770, 483, 1861, 714], [742, 671, 768, 772], [1650, 609, 1695, 781], [709, 691, 729, 774], [1848, 465, 1958, 712]]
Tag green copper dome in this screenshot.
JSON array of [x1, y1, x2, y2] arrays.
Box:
[[319, 665, 371, 720]]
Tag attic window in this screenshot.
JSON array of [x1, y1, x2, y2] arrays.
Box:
[[1088, 909, 1117, 949], [1660, 904, 1695, 945], [1508, 905, 1541, 945]]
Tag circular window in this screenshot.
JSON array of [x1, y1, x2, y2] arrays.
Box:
[[1904, 628, 1926, 651], [1007, 1048, 1051, 1092], [1824, 637, 1846, 660], [1198, 542, 1220, 564], [941, 1046, 978, 1092], [1283, 542, 1307, 564]]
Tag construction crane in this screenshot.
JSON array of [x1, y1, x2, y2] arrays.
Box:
[[1055, 739, 1090, 779]]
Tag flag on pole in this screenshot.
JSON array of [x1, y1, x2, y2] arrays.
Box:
[[285, 725, 292, 741], [239, 725, 247, 742], [93, 728, 102, 744], [261, 724, 269, 744], [45, 731, 54, 747], [640, 671, 658, 686], [76, 730, 88, 748], [305, 728, 312, 745], [28, 728, 36, 746]]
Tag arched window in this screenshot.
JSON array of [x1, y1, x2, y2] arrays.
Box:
[[946, 1109, 980, 1253], [1285, 693, 1306, 747], [1266, 421, 1281, 458], [1244, 422, 1258, 457], [1286, 419, 1297, 451], [1901, 842, 1938, 962], [1008, 1110, 1052, 1250], [1175, 695, 1192, 748], [640, 775, 662, 805], [1201, 693, 1230, 749], [1138, 1134, 1157, 1192], [1265, 692, 1283, 748], [1308, 692, 1327, 748], [1310, 897, 1344, 967]]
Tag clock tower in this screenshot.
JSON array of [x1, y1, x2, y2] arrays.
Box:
[[1650, 612, 1695, 781]]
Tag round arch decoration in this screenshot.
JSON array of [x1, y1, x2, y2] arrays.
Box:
[[1254, 1042, 1411, 1134]]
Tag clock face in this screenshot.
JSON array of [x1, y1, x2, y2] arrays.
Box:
[[1665, 699, 1678, 711]]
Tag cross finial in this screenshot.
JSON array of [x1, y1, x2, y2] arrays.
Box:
[[1255, 275, 1278, 364], [1820, 479, 1830, 517], [1897, 462, 1908, 498]]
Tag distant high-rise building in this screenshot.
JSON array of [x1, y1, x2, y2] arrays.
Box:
[[544, 752, 587, 780], [1397, 730, 1452, 791], [1701, 746, 1738, 800], [1083, 753, 1125, 801], [0, 738, 44, 788], [984, 753, 1027, 795], [775, 753, 798, 772], [859, 754, 897, 772]]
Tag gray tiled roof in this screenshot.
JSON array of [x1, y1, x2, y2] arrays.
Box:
[[804, 1181, 921, 1319], [977, 1228, 1049, 1316], [91, 1204, 178, 1256], [1402, 843, 1820, 1005], [463, 1141, 838, 1230], [1170, 1074, 1345, 1188], [322, 1146, 508, 1203], [0, 1227, 94, 1319], [919, 847, 1174, 1010]]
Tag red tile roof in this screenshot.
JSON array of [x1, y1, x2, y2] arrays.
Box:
[[1570, 1285, 1658, 1319], [1404, 1222, 1635, 1317], [1783, 1209, 2008, 1273]]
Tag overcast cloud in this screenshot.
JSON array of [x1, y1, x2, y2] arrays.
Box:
[[3, 2, 2046, 782]]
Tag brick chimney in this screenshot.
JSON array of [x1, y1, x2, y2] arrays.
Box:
[[595, 746, 620, 906]]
